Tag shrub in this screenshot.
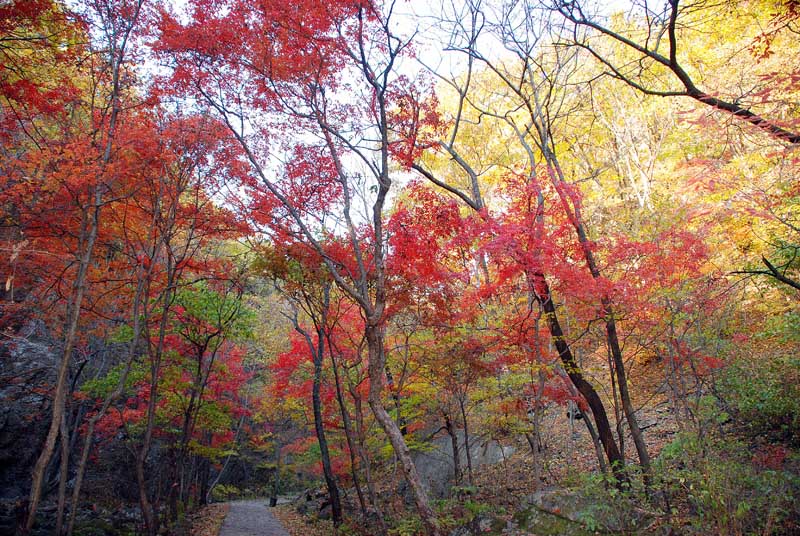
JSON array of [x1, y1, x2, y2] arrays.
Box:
[[656, 432, 800, 535], [718, 353, 800, 444]]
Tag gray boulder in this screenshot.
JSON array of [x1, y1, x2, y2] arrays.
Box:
[[0, 325, 57, 500], [408, 430, 515, 498]]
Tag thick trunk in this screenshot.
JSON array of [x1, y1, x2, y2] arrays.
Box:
[[547, 156, 651, 474], [537, 279, 626, 479], [365, 325, 440, 535]]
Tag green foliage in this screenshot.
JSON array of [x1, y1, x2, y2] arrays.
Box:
[[210, 484, 240, 502], [175, 281, 255, 344], [760, 311, 800, 344], [719, 353, 800, 443], [462, 499, 491, 521], [387, 514, 422, 536], [569, 469, 653, 534], [379, 434, 433, 460], [81, 361, 146, 399], [656, 432, 800, 535], [108, 324, 135, 344]]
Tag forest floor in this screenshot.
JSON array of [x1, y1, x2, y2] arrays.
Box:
[[188, 503, 228, 536], [271, 504, 334, 536]]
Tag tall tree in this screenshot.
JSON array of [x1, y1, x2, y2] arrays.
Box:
[[160, 1, 441, 532]]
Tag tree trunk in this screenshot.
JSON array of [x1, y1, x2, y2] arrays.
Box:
[[329, 344, 368, 520], [291, 292, 343, 528], [270, 444, 282, 508], [137, 261, 176, 536], [458, 396, 473, 485], [365, 325, 440, 535], [352, 391, 386, 533], [537, 277, 626, 480], [55, 412, 70, 536], [604, 309, 650, 475], [67, 228, 151, 535], [559, 368, 610, 475], [548, 163, 651, 475], [26, 206, 99, 532], [310, 328, 342, 527], [444, 414, 462, 484]]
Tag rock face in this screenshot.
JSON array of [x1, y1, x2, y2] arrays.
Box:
[[0, 322, 57, 500], [292, 488, 331, 520], [448, 513, 506, 536], [409, 430, 515, 498]]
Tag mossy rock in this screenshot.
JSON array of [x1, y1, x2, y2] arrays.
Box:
[[513, 506, 600, 536]]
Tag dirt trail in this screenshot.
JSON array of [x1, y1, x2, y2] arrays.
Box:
[[219, 500, 290, 536]]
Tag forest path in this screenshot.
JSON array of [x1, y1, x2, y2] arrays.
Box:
[[219, 499, 290, 536]]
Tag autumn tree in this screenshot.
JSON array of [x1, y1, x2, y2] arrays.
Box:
[[550, 0, 800, 144], [160, 1, 442, 531], [256, 243, 344, 526], [0, 2, 154, 530]]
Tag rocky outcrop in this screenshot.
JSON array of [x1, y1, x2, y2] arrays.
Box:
[[0, 321, 56, 500], [408, 430, 515, 498]]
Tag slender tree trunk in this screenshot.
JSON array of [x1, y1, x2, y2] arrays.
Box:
[[582, 408, 610, 476], [329, 345, 368, 519], [548, 164, 651, 474], [365, 325, 440, 536], [207, 409, 246, 505], [26, 206, 99, 532], [527, 367, 547, 487], [291, 292, 343, 527], [558, 368, 610, 475], [352, 392, 386, 533], [536, 277, 626, 480], [607, 346, 625, 462], [198, 456, 210, 506], [458, 396, 473, 485], [67, 271, 147, 535], [385, 367, 406, 435], [444, 414, 462, 484], [604, 311, 650, 474], [55, 412, 70, 536], [310, 330, 342, 526], [167, 450, 179, 523], [137, 259, 176, 536], [270, 445, 282, 508]]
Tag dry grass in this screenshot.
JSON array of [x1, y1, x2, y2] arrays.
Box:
[[272, 504, 335, 536]]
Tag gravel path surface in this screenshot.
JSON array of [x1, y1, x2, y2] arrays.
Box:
[[219, 500, 290, 536]]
